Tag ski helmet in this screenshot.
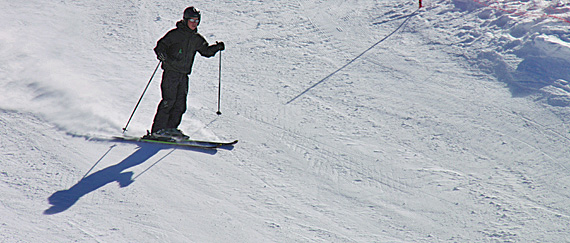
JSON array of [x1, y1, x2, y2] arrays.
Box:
[[183, 6, 200, 24]]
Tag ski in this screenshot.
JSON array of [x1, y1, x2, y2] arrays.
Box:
[[178, 138, 239, 147], [112, 135, 238, 149]]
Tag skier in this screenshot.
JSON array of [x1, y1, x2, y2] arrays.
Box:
[[150, 6, 224, 139]]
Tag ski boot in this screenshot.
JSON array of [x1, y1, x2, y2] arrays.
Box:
[[144, 128, 189, 141]]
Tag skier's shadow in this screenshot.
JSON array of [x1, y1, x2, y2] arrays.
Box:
[[44, 143, 215, 215]]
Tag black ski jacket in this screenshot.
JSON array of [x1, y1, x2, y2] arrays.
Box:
[[154, 20, 219, 74]]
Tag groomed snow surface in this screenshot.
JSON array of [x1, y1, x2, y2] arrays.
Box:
[[2, 0, 570, 242]]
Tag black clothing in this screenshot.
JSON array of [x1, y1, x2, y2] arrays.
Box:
[[151, 20, 221, 133], [216, 41, 225, 51], [151, 70, 188, 133], [183, 6, 201, 21], [154, 21, 218, 75]]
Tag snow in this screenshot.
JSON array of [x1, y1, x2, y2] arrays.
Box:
[[2, 0, 570, 242]]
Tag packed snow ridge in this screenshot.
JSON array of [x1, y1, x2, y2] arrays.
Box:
[[450, 0, 570, 105]]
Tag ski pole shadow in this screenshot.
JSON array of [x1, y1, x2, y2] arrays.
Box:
[[44, 142, 216, 215]]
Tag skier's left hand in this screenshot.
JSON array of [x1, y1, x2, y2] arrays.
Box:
[[215, 41, 225, 51]]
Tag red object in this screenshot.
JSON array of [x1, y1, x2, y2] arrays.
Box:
[[419, 0, 422, 8]]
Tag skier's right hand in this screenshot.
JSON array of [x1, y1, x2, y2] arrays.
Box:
[[157, 52, 167, 61]]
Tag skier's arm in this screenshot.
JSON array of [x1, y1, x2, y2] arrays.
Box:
[[154, 31, 175, 60], [196, 37, 224, 57]]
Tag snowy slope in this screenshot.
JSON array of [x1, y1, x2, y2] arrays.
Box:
[[2, 0, 570, 242]]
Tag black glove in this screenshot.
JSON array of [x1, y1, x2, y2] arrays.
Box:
[[215, 41, 225, 51], [157, 52, 167, 61]]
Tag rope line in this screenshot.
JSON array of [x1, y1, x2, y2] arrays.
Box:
[[286, 8, 420, 105]]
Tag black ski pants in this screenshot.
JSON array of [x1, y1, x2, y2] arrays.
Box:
[[151, 70, 189, 133]]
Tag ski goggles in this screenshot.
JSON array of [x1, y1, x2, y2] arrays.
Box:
[[187, 18, 200, 23]]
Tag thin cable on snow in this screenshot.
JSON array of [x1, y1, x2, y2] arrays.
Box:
[[286, 8, 420, 105]]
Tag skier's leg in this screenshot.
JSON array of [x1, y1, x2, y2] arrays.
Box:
[[151, 71, 179, 133], [166, 74, 189, 129]]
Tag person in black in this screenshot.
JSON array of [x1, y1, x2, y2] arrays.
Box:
[[151, 6, 224, 138]]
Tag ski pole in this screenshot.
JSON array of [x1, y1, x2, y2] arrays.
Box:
[[122, 60, 162, 133], [216, 51, 222, 115]]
